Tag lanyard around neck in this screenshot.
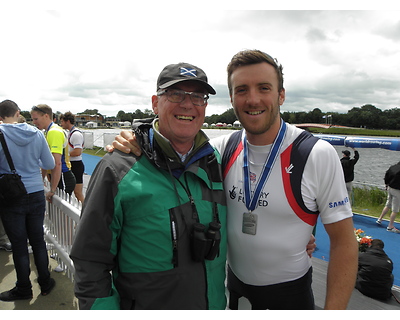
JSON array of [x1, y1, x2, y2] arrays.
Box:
[[243, 121, 287, 212], [45, 122, 54, 135]]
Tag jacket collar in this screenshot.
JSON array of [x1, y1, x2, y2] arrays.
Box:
[[134, 118, 214, 175]]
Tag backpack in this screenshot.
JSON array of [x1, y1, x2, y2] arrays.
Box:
[[222, 129, 320, 226]]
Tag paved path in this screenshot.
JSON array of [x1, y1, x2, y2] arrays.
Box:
[[0, 249, 78, 310]]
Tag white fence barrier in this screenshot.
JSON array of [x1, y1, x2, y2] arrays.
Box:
[[82, 132, 94, 149], [103, 133, 117, 151], [43, 182, 81, 282]]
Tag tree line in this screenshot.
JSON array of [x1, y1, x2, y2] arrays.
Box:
[[205, 104, 400, 130], [281, 104, 400, 130], [20, 104, 400, 130]]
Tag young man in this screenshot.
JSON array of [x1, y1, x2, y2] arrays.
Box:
[[31, 104, 76, 201], [113, 50, 358, 310], [60, 112, 85, 203], [217, 50, 358, 310], [70, 63, 227, 309]]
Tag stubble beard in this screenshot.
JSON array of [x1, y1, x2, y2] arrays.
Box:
[[237, 103, 281, 137]]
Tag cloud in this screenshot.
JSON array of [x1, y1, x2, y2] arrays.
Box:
[[306, 28, 328, 43], [1, 9, 399, 118], [374, 19, 400, 42]]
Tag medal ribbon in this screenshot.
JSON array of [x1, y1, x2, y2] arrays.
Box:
[[243, 121, 287, 212]]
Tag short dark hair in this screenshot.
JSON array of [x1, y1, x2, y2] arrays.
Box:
[[227, 49, 284, 95], [370, 239, 384, 249], [0, 99, 20, 118], [60, 111, 75, 125]]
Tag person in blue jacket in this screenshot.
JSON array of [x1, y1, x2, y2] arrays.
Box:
[[0, 100, 56, 301]]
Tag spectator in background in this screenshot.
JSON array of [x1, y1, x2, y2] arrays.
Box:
[[356, 239, 394, 300], [30, 104, 76, 202], [18, 114, 26, 123], [60, 112, 85, 203], [340, 148, 359, 205], [0, 99, 56, 301], [376, 161, 400, 233]]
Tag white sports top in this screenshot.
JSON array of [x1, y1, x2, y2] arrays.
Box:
[[212, 123, 352, 285], [68, 128, 84, 161]]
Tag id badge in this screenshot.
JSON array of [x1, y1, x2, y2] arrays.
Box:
[[242, 212, 257, 235]]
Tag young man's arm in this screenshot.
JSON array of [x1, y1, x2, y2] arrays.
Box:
[[46, 152, 62, 202], [70, 147, 82, 157], [323, 217, 358, 309]]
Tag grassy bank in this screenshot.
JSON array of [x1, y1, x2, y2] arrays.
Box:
[[352, 186, 400, 222], [205, 125, 400, 137], [83, 147, 107, 157]]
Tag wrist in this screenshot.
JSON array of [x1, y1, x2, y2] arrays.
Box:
[[50, 189, 56, 193]]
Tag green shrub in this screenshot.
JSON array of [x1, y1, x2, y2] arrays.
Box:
[[352, 186, 393, 219]]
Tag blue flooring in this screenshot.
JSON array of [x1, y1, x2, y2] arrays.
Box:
[[313, 213, 400, 286], [82, 153, 102, 175]]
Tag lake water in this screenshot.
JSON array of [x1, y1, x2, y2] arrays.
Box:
[[84, 128, 400, 189]]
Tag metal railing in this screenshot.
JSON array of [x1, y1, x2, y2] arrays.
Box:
[[43, 182, 81, 282]]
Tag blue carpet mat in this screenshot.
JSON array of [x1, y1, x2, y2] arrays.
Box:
[[82, 153, 102, 176], [313, 213, 400, 286]]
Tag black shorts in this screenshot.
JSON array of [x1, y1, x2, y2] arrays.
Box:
[[57, 170, 76, 195], [70, 160, 85, 184], [227, 265, 315, 310]]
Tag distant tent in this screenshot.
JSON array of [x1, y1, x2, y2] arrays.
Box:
[[119, 121, 132, 127], [86, 121, 97, 128], [233, 120, 241, 128]]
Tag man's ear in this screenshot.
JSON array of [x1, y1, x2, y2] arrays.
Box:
[[279, 88, 285, 106], [152, 95, 159, 115]]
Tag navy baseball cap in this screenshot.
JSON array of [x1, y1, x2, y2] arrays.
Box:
[[157, 62, 216, 95]]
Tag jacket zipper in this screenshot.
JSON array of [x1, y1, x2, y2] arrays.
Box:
[[170, 211, 178, 268]]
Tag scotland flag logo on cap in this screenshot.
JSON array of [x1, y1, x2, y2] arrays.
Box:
[[180, 67, 197, 77]]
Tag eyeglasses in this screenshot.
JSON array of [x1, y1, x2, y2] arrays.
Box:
[[31, 106, 46, 114], [157, 89, 209, 107]]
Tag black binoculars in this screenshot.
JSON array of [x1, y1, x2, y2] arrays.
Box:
[[191, 221, 221, 262]]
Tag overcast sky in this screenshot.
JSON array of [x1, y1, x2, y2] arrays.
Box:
[[1, 6, 400, 117]]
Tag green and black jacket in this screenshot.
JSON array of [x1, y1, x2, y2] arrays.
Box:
[[70, 119, 227, 310]]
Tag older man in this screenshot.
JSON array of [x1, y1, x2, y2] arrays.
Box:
[[70, 63, 227, 310]]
